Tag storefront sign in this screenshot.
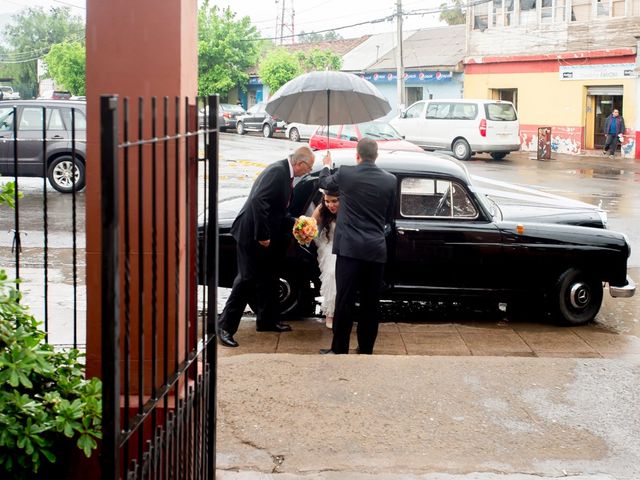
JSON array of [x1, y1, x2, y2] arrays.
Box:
[[361, 71, 453, 84], [559, 63, 635, 80]]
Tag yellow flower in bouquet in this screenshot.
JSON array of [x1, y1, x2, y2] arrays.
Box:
[[292, 215, 319, 246]]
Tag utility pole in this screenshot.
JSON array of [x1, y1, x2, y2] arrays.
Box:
[[280, 0, 286, 45], [396, 0, 405, 114]]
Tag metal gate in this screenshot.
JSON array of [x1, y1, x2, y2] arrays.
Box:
[[99, 94, 218, 479]]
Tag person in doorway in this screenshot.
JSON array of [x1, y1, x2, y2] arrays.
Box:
[[312, 189, 340, 329], [317, 138, 396, 355], [603, 109, 625, 159], [217, 146, 316, 348]]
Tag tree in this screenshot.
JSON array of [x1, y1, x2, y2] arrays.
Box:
[[297, 30, 343, 43], [0, 7, 84, 98], [44, 42, 86, 95], [295, 49, 342, 72], [198, 1, 263, 97], [258, 48, 302, 94], [440, 0, 466, 25]]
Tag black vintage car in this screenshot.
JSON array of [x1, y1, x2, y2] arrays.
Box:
[[209, 149, 635, 326]]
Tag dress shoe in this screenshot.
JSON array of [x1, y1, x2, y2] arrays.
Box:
[[319, 348, 335, 355], [256, 323, 292, 332], [218, 329, 239, 348]]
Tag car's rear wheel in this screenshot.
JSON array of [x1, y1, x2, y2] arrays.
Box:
[[47, 156, 86, 193], [490, 152, 508, 160], [236, 122, 245, 135], [289, 127, 300, 142], [263, 123, 273, 138], [551, 268, 603, 326], [277, 268, 315, 318], [452, 138, 471, 161]]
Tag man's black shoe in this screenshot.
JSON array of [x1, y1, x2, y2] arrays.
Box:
[[218, 330, 239, 348], [319, 348, 335, 355], [256, 323, 292, 333]]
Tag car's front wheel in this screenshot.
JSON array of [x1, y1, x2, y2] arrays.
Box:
[[452, 138, 471, 161], [236, 122, 245, 135], [289, 127, 300, 142], [47, 156, 86, 193], [551, 268, 603, 326], [263, 123, 273, 138], [490, 152, 508, 160]]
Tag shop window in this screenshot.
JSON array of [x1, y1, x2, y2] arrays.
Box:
[[473, 3, 489, 29], [571, 0, 592, 21], [541, 0, 554, 21], [406, 86, 423, 106], [491, 88, 518, 110]]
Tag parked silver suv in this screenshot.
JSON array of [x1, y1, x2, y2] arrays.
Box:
[[0, 100, 86, 193]]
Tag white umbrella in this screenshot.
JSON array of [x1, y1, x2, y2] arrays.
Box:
[[265, 70, 391, 146]]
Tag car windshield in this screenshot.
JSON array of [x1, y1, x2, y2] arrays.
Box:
[[485, 103, 517, 121], [358, 122, 402, 140]]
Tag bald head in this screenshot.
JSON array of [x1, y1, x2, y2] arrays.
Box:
[[290, 146, 316, 177]]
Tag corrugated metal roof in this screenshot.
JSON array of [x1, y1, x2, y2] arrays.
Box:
[[369, 25, 466, 70]]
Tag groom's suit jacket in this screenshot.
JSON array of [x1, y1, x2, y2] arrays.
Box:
[[318, 161, 396, 263]]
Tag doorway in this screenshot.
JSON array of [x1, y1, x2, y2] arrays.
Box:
[[585, 86, 624, 150]]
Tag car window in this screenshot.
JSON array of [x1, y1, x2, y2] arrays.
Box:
[[256, 104, 265, 113], [425, 103, 452, 120], [19, 107, 44, 131], [316, 125, 339, 138], [48, 108, 65, 130], [59, 107, 87, 131], [246, 105, 257, 114], [450, 103, 478, 120], [341, 124, 357, 140], [400, 177, 477, 218], [0, 108, 14, 131], [359, 122, 401, 140], [404, 102, 424, 119], [485, 103, 517, 121]]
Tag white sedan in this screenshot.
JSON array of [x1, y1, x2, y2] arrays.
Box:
[[285, 122, 319, 142]]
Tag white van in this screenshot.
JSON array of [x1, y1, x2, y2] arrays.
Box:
[[390, 99, 520, 161]]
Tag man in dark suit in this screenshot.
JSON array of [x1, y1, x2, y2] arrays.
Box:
[[218, 146, 316, 347], [318, 138, 396, 354]]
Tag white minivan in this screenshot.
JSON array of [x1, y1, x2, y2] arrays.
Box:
[[390, 99, 520, 161]]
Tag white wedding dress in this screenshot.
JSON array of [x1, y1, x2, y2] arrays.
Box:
[[314, 221, 337, 317]]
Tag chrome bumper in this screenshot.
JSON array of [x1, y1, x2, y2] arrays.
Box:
[[609, 275, 636, 298]]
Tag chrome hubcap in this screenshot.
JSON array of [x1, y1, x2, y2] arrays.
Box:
[[53, 161, 80, 189], [569, 282, 590, 309]]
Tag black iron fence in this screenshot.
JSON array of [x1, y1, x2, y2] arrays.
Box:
[[100, 95, 218, 479], [0, 101, 85, 347]]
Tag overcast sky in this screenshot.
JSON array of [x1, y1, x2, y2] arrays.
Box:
[[1, 0, 446, 45]]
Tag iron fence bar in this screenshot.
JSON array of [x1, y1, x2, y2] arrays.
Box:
[[151, 96, 159, 443], [41, 107, 49, 339], [123, 97, 132, 473], [162, 95, 170, 480], [137, 96, 146, 464], [183, 95, 191, 480], [205, 94, 219, 480], [100, 94, 121, 480], [71, 107, 78, 348], [173, 95, 181, 480], [12, 105, 20, 290]]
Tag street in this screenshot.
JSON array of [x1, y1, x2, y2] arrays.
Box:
[[1, 131, 639, 345]]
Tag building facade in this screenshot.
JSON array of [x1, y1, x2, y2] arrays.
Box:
[[465, 0, 640, 157]]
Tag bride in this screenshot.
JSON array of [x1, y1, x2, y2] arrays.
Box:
[[312, 189, 340, 328]]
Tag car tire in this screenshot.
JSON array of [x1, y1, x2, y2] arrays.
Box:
[[219, 126, 227, 132], [289, 127, 301, 142], [47, 156, 86, 193], [236, 122, 245, 135], [277, 268, 314, 318], [490, 152, 508, 160], [551, 268, 603, 326], [263, 123, 273, 138], [452, 138, 471, 161]]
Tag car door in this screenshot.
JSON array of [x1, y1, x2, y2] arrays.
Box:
[[0, 106, 15, 176], [391, 101, 425, 144], [249, 103, 267, 130], [242, 104, 259, 129], [389, 175, 504, 292], [423, 102, 453, 148]]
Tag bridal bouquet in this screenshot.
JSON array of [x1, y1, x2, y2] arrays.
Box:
[[292, 216, 318, 246]]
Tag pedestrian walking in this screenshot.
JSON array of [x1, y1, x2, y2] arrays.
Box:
[[603, 109, 625, 159]]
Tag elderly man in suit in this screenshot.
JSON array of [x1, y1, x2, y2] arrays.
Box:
[[318, 138, 397, 355], [218, 146, 316, 348]]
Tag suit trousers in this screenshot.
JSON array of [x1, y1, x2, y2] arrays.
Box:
[[331, 255, 385, 354], [217, 241, 280, 335], [604, 134, 620, 155]]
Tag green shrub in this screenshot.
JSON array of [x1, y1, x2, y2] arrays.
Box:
[[0, 268, 102, 478]]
